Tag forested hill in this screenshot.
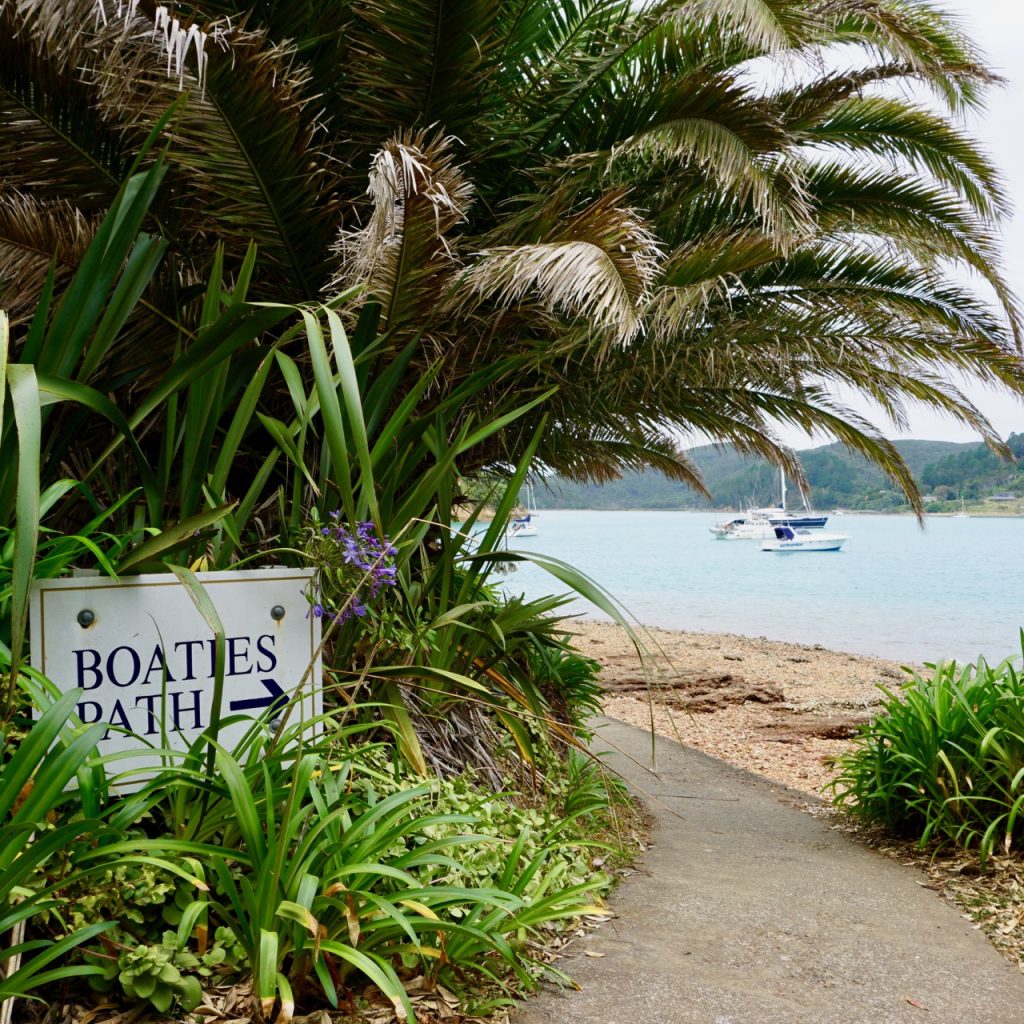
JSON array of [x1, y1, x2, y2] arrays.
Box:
[[536, 437, 1024, 511]]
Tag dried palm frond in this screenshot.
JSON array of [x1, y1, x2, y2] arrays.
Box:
[[0, 193, 98, 324], [333, 129, 473, 340], [464, 197, 661, 347]]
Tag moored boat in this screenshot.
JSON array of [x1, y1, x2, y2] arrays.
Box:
[[761, 525, 848, 552], [710, 468, 828, 539], [507, 513, 537, 538], [708, 516, 776, 540], [507, 482, 539, 538]]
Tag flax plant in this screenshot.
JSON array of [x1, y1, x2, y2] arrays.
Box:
[[1, 166, 632, 783], [831, 639, 1024, 864]]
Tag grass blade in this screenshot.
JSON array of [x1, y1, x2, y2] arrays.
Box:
[[6, 364, 41, 699]]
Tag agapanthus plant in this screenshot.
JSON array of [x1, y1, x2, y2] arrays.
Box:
[[304, 514, 398, 624]]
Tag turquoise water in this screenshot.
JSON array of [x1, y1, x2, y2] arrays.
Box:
[[503, 510, 1024, 663]]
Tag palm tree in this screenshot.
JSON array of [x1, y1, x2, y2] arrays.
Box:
[[1, 0, 1021, 507]]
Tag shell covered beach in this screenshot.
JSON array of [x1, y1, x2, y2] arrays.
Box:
[[572, 620, 911, 796]]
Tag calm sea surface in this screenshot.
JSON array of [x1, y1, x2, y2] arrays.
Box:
[[502, 510, 1024, 664]]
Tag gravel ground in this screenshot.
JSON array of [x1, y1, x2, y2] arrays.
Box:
[[572, 620, 908, 796]]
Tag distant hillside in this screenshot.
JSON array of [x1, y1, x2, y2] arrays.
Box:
[[534, 439, 995, 511], [920, 434, 1024, 499]]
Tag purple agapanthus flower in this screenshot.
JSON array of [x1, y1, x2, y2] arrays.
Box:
[[342, 535, 362, 565], [305, 516, 398, 625]]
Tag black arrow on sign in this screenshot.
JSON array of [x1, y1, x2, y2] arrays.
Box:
[[229, 678, 287, 714]]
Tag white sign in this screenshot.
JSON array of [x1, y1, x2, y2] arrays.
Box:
[[30, 568, 322, 785]]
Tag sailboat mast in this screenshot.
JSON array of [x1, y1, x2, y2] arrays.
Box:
[[780, 466, 786, 511]]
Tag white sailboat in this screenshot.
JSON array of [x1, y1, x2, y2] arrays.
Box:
[[508, 482, 539, 538], [709, 468, 829, 540]]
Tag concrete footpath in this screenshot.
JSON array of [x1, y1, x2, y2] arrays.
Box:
[[514, 717, 1024, 1024]]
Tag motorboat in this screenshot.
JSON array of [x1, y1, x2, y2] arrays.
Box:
[[761, 525, 848, 552], [710, 468, 828, 539], [708, 516, 776, 540]]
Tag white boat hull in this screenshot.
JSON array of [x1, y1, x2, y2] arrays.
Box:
[[762, 531, 848, 552], [710, 521, 775, 540]]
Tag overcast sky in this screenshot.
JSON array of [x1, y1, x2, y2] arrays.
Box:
[[779, 0, 1024, 448]]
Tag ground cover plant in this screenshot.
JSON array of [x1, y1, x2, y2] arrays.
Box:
[[0, 688, 634, 1022], [830, 639, 1024, 864]]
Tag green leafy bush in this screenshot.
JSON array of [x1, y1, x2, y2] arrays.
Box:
[[0, 164, 633, 1021], [93, 934, 208, 1014], [830, 644, 1024, 862], [352, 761, 614, 901], [0, 691, 119, 1000], [58, 727, 617, 1021]]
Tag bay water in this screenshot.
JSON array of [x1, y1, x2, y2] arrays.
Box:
[[503, 510, 1024, 664]]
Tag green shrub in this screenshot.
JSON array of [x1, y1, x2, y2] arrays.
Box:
[[0, 691, 119, 1000], [830, 644, 1024, 862], [58, 726, 616, 1021]]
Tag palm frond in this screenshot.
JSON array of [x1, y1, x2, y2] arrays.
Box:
[[673, 0, 821, 54], [464, 196, 661, 345], [345, 0, 506, 142], [827, 0, 995, 111], [88, 20, 339, 297], [0, 193, 98, 325], [795, 96, 1007, 218], [0, 1, 127, 205], [597, 75, 811, 243], [335, 129, 473, 337]]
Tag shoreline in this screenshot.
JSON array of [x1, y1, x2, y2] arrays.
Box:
[[568, 623, 1024, 972], [538, 506, 1024, 519], [569, 620, 910, 797]]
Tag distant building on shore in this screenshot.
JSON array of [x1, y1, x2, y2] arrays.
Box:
[[987, 493, 1017, 502]]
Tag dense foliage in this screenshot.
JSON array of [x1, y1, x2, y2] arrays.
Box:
[[0, 691, 632, 1018], [2, 0, 1024, 502], [831, 647, 1024, 864], [920, 433, 1024, 500], [0, 176, 633, 1020]]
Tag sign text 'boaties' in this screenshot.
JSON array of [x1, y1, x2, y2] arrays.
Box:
[[30, 568, 322, 789]]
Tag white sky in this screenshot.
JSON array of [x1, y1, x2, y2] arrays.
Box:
[[776, 0, 1024, 448]]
